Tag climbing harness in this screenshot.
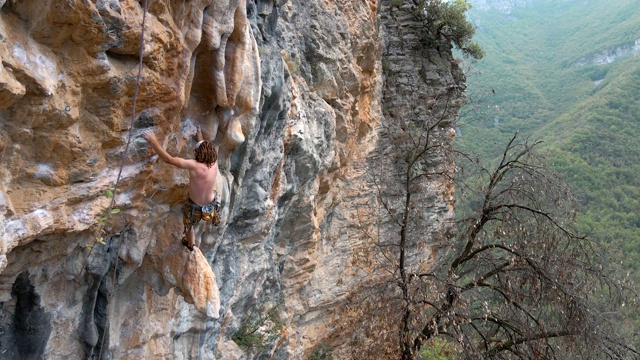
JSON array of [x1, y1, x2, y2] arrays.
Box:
[[184, 190, 222, 227], [181, 192, 221, 251]]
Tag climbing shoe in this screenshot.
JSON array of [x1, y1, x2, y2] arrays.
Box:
[[181, 237, 194, 252]]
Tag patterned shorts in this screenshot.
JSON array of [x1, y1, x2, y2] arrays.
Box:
[[182, 198, 220, 229]]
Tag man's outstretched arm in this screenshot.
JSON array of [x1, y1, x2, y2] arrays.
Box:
[[142, 130, 194, 170]]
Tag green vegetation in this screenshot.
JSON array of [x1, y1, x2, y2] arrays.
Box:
[[418, 338, 458, 359], [311, 343, 333, 360], [418, 0, 485, 59], [86, 188, 121, 250], [231, 305, 283, 353], [543, 59, 640, 279], [457, 0, 640, 281]]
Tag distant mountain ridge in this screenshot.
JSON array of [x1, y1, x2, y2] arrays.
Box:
[[470, 0, 533, 13]]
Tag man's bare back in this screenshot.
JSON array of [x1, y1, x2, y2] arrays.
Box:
[[142, 127, 219, 250], [187, 160, 218, 205], [142, 128, 218, 203]]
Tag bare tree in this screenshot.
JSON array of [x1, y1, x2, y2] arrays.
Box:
[[338, 1, 638, 358], [345, 103, 638, 359], [344, 88, 459, 359], [415, 133, 637, 359]]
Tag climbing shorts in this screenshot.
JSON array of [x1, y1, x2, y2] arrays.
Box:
[[182, 198, 221, 229]]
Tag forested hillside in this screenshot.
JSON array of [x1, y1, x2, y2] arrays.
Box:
[[457, 0, 640, 279]]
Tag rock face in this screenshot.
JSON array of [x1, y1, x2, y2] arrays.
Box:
[[574, 38, 640, 67], [0, 0, 460, 358]]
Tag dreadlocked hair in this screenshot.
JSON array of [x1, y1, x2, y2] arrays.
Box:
[[195, 141, 217, 168]]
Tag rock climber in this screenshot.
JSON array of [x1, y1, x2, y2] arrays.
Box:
[[142, 127, 219, 251]]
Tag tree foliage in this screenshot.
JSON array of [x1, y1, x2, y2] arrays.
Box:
[[416, 0, 484, 59]]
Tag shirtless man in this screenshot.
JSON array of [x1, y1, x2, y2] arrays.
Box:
[[142, 127, 219, 251]]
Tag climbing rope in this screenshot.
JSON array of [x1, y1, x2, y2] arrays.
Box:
[[82, 1, 149, 358], [84, 0, 149, 264]]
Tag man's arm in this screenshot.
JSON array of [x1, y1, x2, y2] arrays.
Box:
[[142, 130, 195, 170]]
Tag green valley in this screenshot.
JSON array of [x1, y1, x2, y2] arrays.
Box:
[[457, 0, 640, 279]]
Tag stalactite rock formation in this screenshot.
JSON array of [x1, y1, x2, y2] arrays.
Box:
[[0, 0, 461, 358]]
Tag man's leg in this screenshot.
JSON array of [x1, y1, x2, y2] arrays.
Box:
[[184, 225, 196, 251], [182, 203, 196, 251]]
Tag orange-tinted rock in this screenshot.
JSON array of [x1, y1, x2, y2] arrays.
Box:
[[0, 0, 458, 358]]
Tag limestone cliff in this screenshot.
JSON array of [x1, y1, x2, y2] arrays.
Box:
[[0, 0, 460, 358]]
